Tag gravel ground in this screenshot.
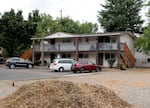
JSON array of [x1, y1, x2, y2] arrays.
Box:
[[0, 68, 150, 108]]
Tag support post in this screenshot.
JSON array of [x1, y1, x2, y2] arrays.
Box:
[[32, 40, 35, 63], [75, 37, 79, 60], [96, 41, 99, 64], [117, 35, 120, 68], [41, 39, 44, 66]]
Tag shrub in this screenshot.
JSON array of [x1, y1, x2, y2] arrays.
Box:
[[107, 58, 115, 68], [119, 63, 126, 70]]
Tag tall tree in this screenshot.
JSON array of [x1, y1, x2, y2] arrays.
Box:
[[56, 17, 98, 34], [79, 22, 98, 33], [135, 1, 150, 54], [98, 0, 143, 32], [34, 16, 98, 37], [0, 9, 37, 56], [35, 14, 60, 37], [56, 17, 80, 34]]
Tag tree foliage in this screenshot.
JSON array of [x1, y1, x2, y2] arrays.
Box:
[[0, 9, 37, 56], [56, 17, 98, 34], [135, 1, 150, 54], [79, 22, 98, 33], [0, 9, 98, 57], [98, 0, 143, 32], [35, 14, 61, 38], [34, 16, 98, 37], [135, 26, 150, 54]]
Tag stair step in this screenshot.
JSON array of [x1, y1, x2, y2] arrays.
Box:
[[20, 48, 32, 60]]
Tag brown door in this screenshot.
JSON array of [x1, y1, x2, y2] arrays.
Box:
[[98, 53, 103, 65]]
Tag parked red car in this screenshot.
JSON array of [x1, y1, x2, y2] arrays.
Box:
[[71, 60, 101, 73]]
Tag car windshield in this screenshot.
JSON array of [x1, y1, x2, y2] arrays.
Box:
[[7, 57, 25, 62], [88, 61, 94, 65]]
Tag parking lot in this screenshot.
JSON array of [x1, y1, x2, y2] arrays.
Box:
[[0, 65, 100, 81], [0, 66, 70, 81], [0, 66, 150, 108]]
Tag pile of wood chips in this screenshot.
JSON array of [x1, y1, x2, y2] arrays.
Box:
[[0, 80, 133, 108]]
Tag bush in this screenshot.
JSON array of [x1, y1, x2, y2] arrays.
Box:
[[34, 60, 47, 66], [1, 48, 9, 58], [119, 63, 126, 70], [107, 58, 115, 68]]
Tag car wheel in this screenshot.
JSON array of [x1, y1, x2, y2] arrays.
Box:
[[96, 67, 100, 72], [28, 64, 33, 69], [59, 67, 64, 72], [80, 67, 84, 73], [10, 64, 15, 69]]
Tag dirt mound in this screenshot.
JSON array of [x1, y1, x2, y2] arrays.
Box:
[[0, 80, 133, 108]]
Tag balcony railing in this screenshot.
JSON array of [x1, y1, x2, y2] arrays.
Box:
[[98, 43, 117, 50], [78, 43, 96, 51], [34, 45, 40, 51], [60, 43, 76, 51], [34, 42, 124, 52]]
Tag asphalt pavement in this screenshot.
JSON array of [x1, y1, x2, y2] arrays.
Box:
[[0, 65, 74, 81]]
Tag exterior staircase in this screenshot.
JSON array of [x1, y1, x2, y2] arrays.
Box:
[[120, 42, 135, 67], [20, 48, 32, 60]]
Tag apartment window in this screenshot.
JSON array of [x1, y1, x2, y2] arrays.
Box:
[[110, 37, 116, 43], [78, 53, 88, 58], [84, 38, 89, 43], [105, 53, 115, 59], [78, 37, 82, 42], [147, 58, 150, 62], [62, 54, 71, 58], [104, 36, 110, 42], [62, 38, 71, 43]]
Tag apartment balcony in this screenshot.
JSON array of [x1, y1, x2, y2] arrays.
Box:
[[34, 42, 121, 52], [78, 43, 96, 51], [98, 43, 117, 50], [34, 43, 76, 52]]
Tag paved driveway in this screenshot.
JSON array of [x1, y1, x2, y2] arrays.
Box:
[[0, 65, 100, 81], [0, 67, 150, 108], [0, 66, 75, 81]]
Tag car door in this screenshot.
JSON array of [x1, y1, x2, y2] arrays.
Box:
[[82, 61, 89, 70], [63, 60, 72, 71], [12, 58, 20, 67], [17, 58, 27, 67], [88, 61, 95, 70]]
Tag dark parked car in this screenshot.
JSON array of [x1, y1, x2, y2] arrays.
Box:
[[71, 60, 101, 73], [0, 57, 4, 64], [5, 57, 34, 69]]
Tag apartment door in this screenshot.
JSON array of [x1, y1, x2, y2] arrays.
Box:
[[98, 37, 104, 43], [98, 53, 103, 65], [50, 53, 55, 63], [51, 39, 55, 45]]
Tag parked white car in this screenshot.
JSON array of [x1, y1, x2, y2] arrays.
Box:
[[50, 58, 76, 72]]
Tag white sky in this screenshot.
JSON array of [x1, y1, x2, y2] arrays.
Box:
[[0, 0, 149, 26], [0, 0, 105, 23]]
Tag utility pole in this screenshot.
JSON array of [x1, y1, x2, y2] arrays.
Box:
[[60, 9, 63, 22]]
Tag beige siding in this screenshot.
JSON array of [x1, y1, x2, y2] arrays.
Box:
[[120, 34, 134, 55], [78, 52, 96, 63], [135, 51, 150, 67]]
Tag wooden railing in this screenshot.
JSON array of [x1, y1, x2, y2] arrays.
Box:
[[34, 43, 119, 52], [123, 42, 135, 67], [20, 48, 32, 60]]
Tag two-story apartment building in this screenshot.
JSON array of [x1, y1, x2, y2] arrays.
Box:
[[31, 32, 135, 68]]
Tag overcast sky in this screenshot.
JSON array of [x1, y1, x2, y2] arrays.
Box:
[[0, 0, 105, 23], [0, 0, 148, 26]]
